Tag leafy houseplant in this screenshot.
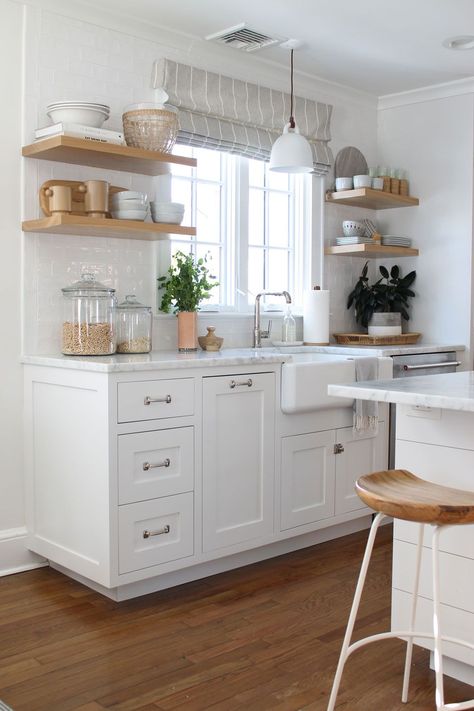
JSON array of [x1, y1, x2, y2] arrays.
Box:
[[158, 251, 218, 351], [347, 261, 416, 329]]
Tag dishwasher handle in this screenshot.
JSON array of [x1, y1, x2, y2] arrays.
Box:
[[403, 361, 461, 371]]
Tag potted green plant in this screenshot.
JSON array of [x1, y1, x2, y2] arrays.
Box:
[[158, 250, 218, 351], [347, 261, 416, 333]]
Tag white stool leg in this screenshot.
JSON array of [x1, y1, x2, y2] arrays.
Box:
[[432, 525, 445, 711], [401, 523, 425, 703], [327, 512, 386, 711]]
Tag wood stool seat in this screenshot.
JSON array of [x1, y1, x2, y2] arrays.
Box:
[[356, 468, 474, 525]]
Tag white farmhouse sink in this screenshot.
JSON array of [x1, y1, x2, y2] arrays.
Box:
[[281, 353, 355, 414]]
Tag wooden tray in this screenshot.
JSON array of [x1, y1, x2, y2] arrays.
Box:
[[333, 332, 421, 345]]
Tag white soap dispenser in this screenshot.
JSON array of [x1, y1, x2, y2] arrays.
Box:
[[282, 306, 296, 343]]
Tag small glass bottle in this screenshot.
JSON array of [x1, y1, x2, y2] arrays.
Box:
[[282, 307, 296, 343], [116, 295, 152, 353]]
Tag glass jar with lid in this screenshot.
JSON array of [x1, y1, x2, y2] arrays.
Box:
[[61, 273, 116, 355], [116, 295, 152, 353]]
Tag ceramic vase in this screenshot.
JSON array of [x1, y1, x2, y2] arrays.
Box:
[[177, 311, 198, 352]]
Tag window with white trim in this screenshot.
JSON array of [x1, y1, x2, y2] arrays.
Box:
[[170, 145, 311, 311]]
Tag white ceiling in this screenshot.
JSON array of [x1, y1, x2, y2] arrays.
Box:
[[82, 0, 474, 96]]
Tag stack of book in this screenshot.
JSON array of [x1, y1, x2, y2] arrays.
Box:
[[35, 123, 125, 145]]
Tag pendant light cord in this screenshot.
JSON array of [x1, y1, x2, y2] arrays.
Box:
[[289, 49, 295, 129]]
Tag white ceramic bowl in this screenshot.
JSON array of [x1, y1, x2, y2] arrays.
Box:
[[112, 191, 147, 202], [335, 177, 353, 191], [47, 106, 109, 127], [150, 201, 185, 210], [353, 174, 372, 188], [151, 213, 184, 225], [342, 220, 365, 237], [111, 198, 148, 210], [111, 209, 147, 221]]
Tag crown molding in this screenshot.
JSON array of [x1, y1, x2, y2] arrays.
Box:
[[378, 77, 474, 110]]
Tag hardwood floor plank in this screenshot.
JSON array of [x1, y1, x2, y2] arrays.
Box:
[[1, 525, 472, 710]]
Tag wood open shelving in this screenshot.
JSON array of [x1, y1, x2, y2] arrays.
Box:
[[325, 187, 419, 210], [22, 214, 196, 241], [22, 136, 197, 175], [325, 243, 419, 258]]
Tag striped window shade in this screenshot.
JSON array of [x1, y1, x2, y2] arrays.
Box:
[[153, 58, 333, 175]]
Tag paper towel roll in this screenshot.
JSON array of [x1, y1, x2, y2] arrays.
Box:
[[303, 289, 330, 344]]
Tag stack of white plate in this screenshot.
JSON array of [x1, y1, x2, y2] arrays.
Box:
[[150, 201, 185, 224], [335, 236, 374, 245], [381, 235, 412, 247], [111, 191, 148, 221], [46, 101, 110, 128]]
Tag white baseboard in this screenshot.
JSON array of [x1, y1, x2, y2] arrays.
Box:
[[0, 527, 47, 576]]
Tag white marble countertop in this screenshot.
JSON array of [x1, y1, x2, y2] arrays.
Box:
[[328, 370, 474, 413], [21, 343, 464, 373]]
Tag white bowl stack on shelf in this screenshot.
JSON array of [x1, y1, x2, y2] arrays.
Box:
[[111, 191, 148, 221], [46, 101, 111, 128], [150, 201, 185, 224]]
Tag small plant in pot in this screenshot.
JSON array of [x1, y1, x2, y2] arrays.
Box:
[[347, 261, 416, 334], [158, 250, 218, 351]]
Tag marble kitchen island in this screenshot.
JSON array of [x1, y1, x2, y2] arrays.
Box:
[[328, 370, 474, 686]]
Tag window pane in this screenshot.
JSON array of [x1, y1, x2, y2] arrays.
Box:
[[171, 178, 192, 226], [268, 192, 289, 247], [248, 247, 264, 302], [195, 147, 222, 182], [248, 188, 264, 246], [266, 168, 290, 192], [268, 249, 289, 292], [195, 244, 221, 305], [249, 158, 265, 187], [196, 183, 221, 242], [171, 144, 194, 176]]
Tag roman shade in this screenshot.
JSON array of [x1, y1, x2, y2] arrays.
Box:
[[153, 58, 333, 175]]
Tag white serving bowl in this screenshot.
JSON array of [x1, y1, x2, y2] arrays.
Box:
[[111, 209, 147, 221], [353, 174, 372, 188], [47, 106, 109, 127], [151, 213, 184, 225], [335, 177, 353, 191], [112, 191, 147, 202], [150, 201, 185, 210], [342, 220, 365, 237], [111, 198, 148, 210]]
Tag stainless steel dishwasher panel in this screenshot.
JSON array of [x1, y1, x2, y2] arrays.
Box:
[[389, 351, 460, 467]]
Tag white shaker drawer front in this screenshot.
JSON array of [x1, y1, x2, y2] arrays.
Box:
[[118, 427, 194, 504], [118, 493, 194, 574], [117, 378, 194, 423]]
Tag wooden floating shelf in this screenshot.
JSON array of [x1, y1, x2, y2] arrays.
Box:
[[326, 187, 419, 210], [22, 214, 196, 241], [325, 243, 419, 258], [22, 136, 197, 175]]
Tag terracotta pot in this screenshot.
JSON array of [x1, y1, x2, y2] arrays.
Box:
[[177, 311, 198, 352]]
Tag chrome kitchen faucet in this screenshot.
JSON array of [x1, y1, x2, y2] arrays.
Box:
[[253, 291, 292, 348]]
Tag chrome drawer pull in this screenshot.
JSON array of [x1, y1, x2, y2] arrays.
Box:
[[142, 458, 171, 471], [143, 524, 170, 539], [334, 443, 345, 454], [230, 378, 253, 389], [144, 394, 172, 405], [403, 361, 460, 371]]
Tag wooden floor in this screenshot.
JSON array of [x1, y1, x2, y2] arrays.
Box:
[[1, 526, 472, 711]]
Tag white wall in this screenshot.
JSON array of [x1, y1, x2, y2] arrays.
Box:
[[377, 92, 474, 363]]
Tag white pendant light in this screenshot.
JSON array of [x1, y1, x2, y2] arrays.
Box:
[[269, 44, 313, 173]]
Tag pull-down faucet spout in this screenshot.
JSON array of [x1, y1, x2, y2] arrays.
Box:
[[253, 290, 292, 348]]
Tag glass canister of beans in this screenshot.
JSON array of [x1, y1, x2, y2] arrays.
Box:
[[116, 295, 152, 353], [61, 273, 117, 355]]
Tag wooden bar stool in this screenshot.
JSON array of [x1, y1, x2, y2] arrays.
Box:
[[327, 469, 474, 711]]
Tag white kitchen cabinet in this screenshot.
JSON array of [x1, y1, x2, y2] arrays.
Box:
[[202, 372, 275, 551], [280, 422, 386, 529], [280, 431, 335, 530], [334, 421, 387, 515]]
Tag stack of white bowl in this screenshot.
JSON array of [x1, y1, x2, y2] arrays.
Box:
[[46, 101, 110, 128], [150, 202, 185, 224], [111, 191, 148, 221]]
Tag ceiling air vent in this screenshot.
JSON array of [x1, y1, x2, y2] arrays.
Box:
[[206, 23, 283, 52]]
